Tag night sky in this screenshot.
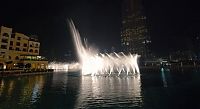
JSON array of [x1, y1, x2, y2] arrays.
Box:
[[0, 0, 200, 60]]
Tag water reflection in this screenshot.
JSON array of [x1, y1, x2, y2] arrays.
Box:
[[0, 80, 4, 96], [0, 70, 200, 109], [38, 72, 81, 109], [161, 68, 168, 87], [75, 74, 142, 108], [51, 72, 68, 93], [0, 75, 46, 109]]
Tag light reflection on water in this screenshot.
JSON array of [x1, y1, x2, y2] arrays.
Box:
[[0, 70, 200, 109], [0, 75, 45, 109], [75, 75, 142, 108]]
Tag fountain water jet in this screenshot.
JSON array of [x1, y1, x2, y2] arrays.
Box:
[[68, 20, 140, 76]]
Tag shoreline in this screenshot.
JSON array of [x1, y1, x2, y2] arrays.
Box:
[[0, 69, 54, 77], [1, 65, 200, 77]]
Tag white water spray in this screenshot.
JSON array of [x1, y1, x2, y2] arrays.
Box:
[[68, 20, 140, 76]]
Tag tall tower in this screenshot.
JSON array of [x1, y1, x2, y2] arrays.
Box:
[[121, 0, 151, 58]]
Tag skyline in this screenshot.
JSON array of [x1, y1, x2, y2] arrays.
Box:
[[0, 0, 200, 59]]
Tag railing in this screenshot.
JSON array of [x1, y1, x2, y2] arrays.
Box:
[[20, 59, 48, 61]]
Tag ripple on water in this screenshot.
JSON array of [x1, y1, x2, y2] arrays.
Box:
[[74, 76, 143, 108]]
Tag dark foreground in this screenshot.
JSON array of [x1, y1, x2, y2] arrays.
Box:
[[0, 69, 200, 109]]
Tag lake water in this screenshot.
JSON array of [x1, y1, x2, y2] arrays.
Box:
[[0, 69, 200, 109]]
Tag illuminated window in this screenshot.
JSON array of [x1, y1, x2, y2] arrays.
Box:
[[126, 42, 129, 45]]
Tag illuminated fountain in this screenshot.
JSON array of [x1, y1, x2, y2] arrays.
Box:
[[68, 20, 140, 76], [48, 62, 80, 72]]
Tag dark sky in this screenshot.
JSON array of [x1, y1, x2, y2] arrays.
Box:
[[143, 0, 200, 55], [0, 0, 200, 59]]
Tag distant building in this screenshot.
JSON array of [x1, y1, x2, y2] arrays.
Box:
[[0, 26, 47, 70], [169, 50, 196, 61], [121, 0, 151, 58]]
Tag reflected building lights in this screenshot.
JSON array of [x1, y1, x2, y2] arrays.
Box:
[[18, 76, 45, 104], [0, 76, 46, 108], [31, 84, 40, 103], [8, 81, 14, 96], [75, 74, 142, 108], [31, 76, 45, 103], [0, 80, 4, 96]]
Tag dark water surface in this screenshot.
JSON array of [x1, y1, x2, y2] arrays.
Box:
[[0, 69, 200, 109]]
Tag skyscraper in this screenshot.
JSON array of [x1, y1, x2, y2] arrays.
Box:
[[121, 0, 151, 58]]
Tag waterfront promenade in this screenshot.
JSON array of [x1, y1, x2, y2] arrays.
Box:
[[0, 69, 54, 77]]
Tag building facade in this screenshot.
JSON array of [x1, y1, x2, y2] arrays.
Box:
[[0, 26, 47, 70], [121, 0, 151, 58]]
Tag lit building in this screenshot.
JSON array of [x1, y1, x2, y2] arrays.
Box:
[[0, 26, 48, 70], [0, 26, 12, 69], [121, 0, 151, 58]]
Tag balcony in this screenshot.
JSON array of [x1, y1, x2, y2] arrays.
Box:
[[1, 39, 8, 43]]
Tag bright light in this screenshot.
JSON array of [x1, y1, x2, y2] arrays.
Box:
[[48, 62, 69, 71], [48, 62, 80, 72], [68, 20, 140, 76]]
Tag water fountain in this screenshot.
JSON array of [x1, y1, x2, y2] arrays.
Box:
[[68, 20, 140, 76]]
